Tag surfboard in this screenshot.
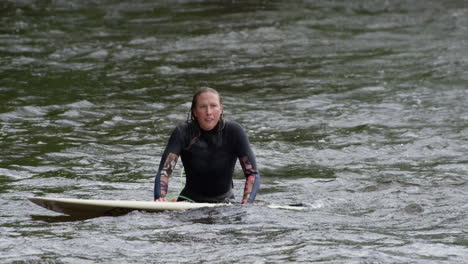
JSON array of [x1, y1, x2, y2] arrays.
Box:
[[29, 197, 303, 217], [28, 197, 227, 216]]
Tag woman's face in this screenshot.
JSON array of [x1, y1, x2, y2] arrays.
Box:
[[193, 92, 223, 131]]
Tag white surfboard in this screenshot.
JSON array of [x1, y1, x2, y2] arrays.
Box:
[[29, 197, 303, 217], [29, 197, 227, 217]]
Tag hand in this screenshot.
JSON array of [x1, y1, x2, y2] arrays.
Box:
[[154, 197, 167, 202]]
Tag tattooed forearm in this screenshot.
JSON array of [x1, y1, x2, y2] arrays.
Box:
[[159, 153, 179, 197], [242, 175, 256, 204], [240, 156, 259, 204]]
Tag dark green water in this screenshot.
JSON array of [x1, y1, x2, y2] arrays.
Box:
[[1, 0, 467, 263]]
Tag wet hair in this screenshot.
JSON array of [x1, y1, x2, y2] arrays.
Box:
[[185, 87, 225, 150]]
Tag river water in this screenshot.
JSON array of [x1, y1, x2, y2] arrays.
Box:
[[1, 0, 467, 263]]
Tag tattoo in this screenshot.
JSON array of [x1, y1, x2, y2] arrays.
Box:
[[242, 175, 256, 203], [160, 153, 179, 197], [240, 156, 258, 203], [240, 156, 256, 177], [160, 177, 169, 197]]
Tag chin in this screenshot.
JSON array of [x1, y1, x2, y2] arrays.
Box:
[[201, 122, 217, 131]]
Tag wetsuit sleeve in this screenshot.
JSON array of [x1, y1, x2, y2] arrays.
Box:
[[231, 122, 260, 204], [154, 127, 183, 200]]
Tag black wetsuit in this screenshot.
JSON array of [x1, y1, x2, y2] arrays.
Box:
[[154, 120, 260, 203]]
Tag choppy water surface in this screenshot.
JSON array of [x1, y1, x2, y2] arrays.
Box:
[[1, 0, 467, 263]]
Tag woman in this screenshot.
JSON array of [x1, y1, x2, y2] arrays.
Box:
[[154, 88, 260, 204]]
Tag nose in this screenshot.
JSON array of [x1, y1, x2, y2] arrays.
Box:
[[206, 106, 213, 115]]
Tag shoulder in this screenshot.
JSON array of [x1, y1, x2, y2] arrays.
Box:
[[175, 122, 190, 132], [168, 122, 191, 139], [223, 120, 248, 138], [224, 120, 244, 132]]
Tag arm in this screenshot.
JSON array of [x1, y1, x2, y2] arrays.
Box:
[[154, 126, 184, 201], [240, 156, 260, 204], [154, 152, 179, 201], [229, 121, 261, 204]]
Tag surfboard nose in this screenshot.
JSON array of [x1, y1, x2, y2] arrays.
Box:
[[29, 197, 68, 215]]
